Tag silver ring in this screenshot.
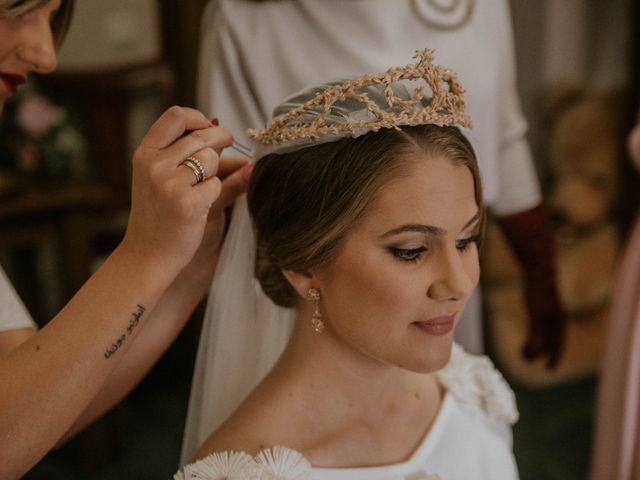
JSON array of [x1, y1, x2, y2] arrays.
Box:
[[181, 156, 206, 183]]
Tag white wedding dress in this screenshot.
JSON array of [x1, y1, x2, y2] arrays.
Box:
[[174, 345, 520, 480]]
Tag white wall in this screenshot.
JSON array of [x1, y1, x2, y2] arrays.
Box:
[[56, 0, 161, 72]]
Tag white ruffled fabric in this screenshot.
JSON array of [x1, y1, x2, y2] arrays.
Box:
[[174, 447, 313, 480], [173, 447, 443, 480], [436, 343, 519, 426]]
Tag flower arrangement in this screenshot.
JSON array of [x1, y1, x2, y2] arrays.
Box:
[[0, 85, 87, 182]]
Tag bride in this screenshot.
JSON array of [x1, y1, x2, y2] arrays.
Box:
[[176, 50, 519, 479]]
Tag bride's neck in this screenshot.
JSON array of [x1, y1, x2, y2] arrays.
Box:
[[269, 316, 441, 420], [225, 315, 445, 467]]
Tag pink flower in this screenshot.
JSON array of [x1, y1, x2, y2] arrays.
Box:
[[16, 143, 39, 173], [16, 93, 58, 136]]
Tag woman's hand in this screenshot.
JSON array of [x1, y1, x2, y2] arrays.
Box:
[[497, 204, 566, 369], [177, 156, 251, 290], [120, 106, 233, 273]]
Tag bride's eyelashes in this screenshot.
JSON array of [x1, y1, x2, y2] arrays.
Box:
[[456, 234, 480, 252], [387, 231, 481, 264], [388, 246, 428, 263]]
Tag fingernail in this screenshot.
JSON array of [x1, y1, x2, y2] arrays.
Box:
[[242, 164, 255, 184], [211, 117, 219, 126]]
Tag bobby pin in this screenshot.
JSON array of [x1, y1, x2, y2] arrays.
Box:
[[231, 140, 253, 158]]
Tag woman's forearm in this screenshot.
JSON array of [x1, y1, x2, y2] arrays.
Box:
[[55, 171, 242, 444], [0, 244, 180, 479], [55, 254, 216, 445]]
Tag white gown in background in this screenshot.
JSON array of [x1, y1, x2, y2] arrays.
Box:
[[197, 0, 541, 355], [175, 344, 520, 480], [0, 265, 36, 332]]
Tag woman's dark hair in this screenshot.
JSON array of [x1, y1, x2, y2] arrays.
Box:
[[248, 124, 484, 307]]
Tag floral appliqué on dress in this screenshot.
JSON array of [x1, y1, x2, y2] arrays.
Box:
[[436, 343, 519, 425], [174, 446, 313, 480], [174, 448, 442, 480]]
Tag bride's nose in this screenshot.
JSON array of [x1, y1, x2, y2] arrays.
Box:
[[427, 247, 476, 302]]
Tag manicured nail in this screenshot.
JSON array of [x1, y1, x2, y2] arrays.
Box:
[[211, 117, 219, 126], [242, 164, 254, 184]]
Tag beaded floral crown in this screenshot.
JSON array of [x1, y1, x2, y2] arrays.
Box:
[[247, 49, 472, 158]]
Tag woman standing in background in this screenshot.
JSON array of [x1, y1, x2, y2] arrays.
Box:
[[195, 0, 564, 366]]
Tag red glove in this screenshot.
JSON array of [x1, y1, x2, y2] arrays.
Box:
[[497, 204, 566, 369]]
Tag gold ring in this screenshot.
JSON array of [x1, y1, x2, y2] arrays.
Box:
[[181, 156, 205, 183]]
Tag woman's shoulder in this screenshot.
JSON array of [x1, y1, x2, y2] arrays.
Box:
[[436, 343, 519, 426], [174, 446, 313, 480]]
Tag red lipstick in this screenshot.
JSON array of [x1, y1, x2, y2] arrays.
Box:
[[414, 315, 455, 336], [0, 73, 26, 95]]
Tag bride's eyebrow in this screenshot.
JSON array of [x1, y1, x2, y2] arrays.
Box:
[[462, 210, 482, 230], [379, 210, 481, 239], [380, 224, 445, 239]]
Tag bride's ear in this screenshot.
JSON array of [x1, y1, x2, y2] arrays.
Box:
[[281, 268, 315, 299]]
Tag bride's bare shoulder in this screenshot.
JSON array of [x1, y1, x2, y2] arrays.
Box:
[[195, 420, 270, 460], [194, 384, 305, 460]]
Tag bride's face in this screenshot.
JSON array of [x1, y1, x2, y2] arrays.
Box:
[[312, 153, 480, 372]]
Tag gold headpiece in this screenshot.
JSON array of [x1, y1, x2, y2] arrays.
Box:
[[247, 49, 472, 152]]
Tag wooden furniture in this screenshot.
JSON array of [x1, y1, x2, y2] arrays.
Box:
[[0, 181, 111, 323]]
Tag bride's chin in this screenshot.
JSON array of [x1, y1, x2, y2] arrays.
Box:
[[402, 341, 454, 374]]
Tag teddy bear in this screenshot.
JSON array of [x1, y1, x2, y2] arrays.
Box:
[[481, 88, 623, 387]]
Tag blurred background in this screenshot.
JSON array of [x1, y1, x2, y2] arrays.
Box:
[[0, 0, 638, 478]]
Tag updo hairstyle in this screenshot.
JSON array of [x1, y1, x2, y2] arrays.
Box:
[[247, 124, 484, 308]]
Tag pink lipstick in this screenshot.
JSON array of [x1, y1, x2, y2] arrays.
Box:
[[0, 73, 26, 95], [414, 315, 455, 336]]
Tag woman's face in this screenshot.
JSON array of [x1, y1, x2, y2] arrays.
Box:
[[0, 0, 61, 112], [312, 153, 481, 372]]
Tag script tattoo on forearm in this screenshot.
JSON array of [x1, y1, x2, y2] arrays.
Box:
[[104, 304, 146, 359]]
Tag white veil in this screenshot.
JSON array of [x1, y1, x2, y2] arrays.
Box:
[[180, 197, 295, 464]]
